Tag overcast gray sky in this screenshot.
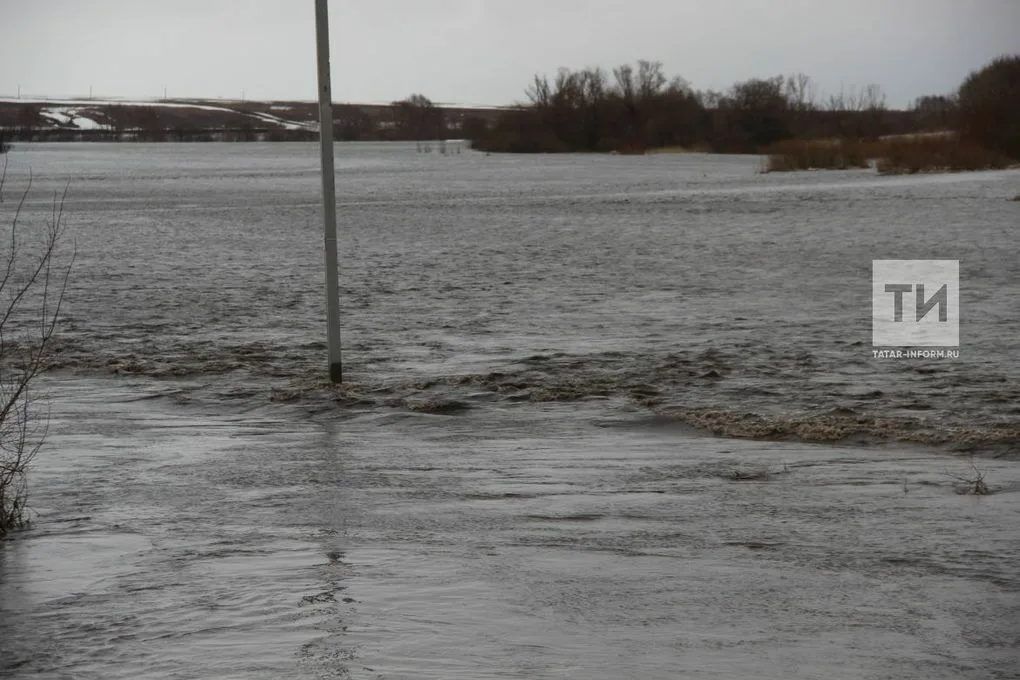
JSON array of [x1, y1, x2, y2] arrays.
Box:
[[1, 0, 1018, 108]]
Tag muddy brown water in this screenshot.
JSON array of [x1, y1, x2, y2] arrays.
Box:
[[0, 143, 1017, 678]]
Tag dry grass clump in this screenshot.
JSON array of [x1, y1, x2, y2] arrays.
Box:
[[874, 136, 1012, 175], [402, 398, 470, 414], [727, 468, 774, 481], [762, 139, 869, 172], [725, 463, 790, 482], [763, 133, 1015, 175]]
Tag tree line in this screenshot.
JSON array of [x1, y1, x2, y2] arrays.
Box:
[[2, 54, 1014, 157], [469, 55, 1020, 158]]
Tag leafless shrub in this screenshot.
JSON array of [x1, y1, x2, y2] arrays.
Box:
[[0, 170, 75, 535], [943, 457, 991, 496]]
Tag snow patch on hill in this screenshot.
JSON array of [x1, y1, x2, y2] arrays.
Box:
[[38, 106, 104, 130], [0, 97, 316, 131]]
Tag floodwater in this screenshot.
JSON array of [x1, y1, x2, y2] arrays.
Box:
[[0, 143, 1018, 678]]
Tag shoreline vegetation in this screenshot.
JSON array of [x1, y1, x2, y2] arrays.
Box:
[[473, 53, 1019, 177], [470, 54, 1018, 176], [760, 134, 1017, 175], [1, 55, 1016, 175]]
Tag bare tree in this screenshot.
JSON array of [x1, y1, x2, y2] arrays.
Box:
[[696, 89, 725, 109], [826, 86, 859, 113], [784, 73, 817, 111], [861, 84, 886, 111], [860, 84, 887, 140], [0, 171, 74, 535], [729, 76, 790, 147], [551, 68, 581, 109], [391, 93, 444, 142], [636, 60, 667, 100], [613, 63, 636, 108], [526, 74, 552, 108], [912, 94, 958, 131]]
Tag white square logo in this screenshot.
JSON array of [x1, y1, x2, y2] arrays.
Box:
[[872, 260, 958, 347]]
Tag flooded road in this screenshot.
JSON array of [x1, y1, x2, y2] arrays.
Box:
[[2, 377, 1018, 678], [0, 143, 1018, 677]]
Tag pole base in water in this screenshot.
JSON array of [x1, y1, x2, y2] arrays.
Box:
[[329, 362, 343, 384]]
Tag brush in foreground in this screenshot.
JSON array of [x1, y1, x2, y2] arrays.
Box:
[[943, 458, 992, 496], [0, 173, 75, 536]]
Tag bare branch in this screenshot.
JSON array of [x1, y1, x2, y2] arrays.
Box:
[[0, 153, 7, 203], [0, 174, 73, 535]]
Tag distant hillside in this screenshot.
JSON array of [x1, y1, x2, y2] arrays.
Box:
[[0, 97, 507, 143]]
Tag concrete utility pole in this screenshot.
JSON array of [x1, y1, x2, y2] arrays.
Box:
[[315, 0, 343, 383]]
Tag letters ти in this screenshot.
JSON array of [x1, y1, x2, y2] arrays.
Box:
[[883, 283, 948, 322]]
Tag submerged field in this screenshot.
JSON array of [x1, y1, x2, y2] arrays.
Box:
[[0, 143, 1018, 677]]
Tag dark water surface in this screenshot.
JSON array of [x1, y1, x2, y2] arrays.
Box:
[[6, 142, 1020, 449], [0, 143, 1018, 678]]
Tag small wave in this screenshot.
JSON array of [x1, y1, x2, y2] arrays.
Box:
[[650, 406, 1020, 455], [36, 337, 1020, 455]]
